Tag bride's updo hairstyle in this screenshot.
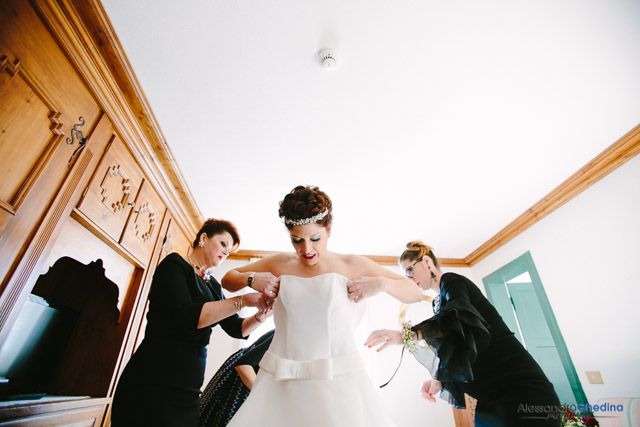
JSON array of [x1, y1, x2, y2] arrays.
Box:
[[278, 185, 333, 230], [399, 240, 440, 269]]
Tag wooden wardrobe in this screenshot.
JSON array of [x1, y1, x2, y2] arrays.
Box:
[[0, 0, 201, 425]]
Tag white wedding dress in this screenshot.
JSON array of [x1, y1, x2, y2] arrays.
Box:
[[227, 273, 395, 427]]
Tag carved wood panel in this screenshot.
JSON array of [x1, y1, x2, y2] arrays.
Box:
[[0, 49, 65, 231], [0, 0, 101, 283], [159, 217, 191, 261], [120, 179, 166, 266], [77, 135, 144, 243]]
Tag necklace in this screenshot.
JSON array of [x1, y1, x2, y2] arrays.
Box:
[[433, 293, 441, 313], [187, 254, 207, 276]]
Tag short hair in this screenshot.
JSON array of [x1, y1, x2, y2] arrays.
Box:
[[193, 218, 240, 250]]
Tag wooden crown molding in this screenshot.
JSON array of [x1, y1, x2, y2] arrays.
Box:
[[32, 0, 203, 238], [232, 124, 639, 268], [229, 249, 468, 267], [465, 123, 640, 266]]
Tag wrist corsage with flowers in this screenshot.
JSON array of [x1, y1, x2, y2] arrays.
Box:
[[402, 321, 418, 354]]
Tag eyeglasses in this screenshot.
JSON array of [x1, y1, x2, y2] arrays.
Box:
[[405, 257, 423, 278]]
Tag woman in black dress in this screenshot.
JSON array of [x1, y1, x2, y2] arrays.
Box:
[[367, 241, 561, 426], [199, 329, 274, 427], [111, 219, 272, 427]]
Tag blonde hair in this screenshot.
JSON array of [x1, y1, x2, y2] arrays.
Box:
[[399, 240, 440, 269]]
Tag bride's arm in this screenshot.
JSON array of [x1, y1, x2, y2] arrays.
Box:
[[346, 255, 422, 303], [221, 254, 282, 297]]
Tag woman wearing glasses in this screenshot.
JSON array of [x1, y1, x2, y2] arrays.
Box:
[[366, 241, 561, 426]]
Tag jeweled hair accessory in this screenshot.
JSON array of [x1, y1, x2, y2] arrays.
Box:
[[284, 208, 329, 226]]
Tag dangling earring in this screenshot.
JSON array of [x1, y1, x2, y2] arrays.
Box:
[[428, 265, 436, 279], [199, 240, 205, 248]]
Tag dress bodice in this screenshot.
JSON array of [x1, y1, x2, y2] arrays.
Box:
[[265, 273, 365, 361], [230, 272, 396, 427]]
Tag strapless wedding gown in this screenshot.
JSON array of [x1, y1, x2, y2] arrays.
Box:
[[227, 273, 395, 427]]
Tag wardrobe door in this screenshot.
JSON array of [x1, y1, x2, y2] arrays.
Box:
[[0, 49, 64, 233], [76, 136, 145, 243], [120, 179, 166, 266], [0, 38, 99, 280]]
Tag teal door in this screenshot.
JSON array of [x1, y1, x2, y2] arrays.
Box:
[[483, 252, 586, 406]]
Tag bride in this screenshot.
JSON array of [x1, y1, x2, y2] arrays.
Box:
[[221, 185, 421, 427]]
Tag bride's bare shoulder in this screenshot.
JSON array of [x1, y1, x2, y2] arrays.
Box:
[[336, 253, 390, 277], [336, 253, 371, 270], [266, 252, 296, 262], [265, 252, 299, 275]]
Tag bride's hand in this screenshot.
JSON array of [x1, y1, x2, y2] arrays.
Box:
[[364, 329, 402, 352], [347, 276, 384, 302]]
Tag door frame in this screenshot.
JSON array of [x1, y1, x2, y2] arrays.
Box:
[[482, 251, 587, 405]]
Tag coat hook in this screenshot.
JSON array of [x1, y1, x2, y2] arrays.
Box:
[[67, 117, 89, 164], [67, 117, 87, 146]]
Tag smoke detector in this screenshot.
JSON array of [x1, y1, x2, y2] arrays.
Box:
[[318, 48, 337, 70]]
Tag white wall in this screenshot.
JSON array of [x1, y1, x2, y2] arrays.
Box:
[[469, 154, 640, 403]]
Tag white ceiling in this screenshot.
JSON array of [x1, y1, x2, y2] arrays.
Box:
[[102, 0, 640, 258]]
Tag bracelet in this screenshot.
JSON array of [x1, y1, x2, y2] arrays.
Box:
[[234, 295, 243, 311], [254, 312, 264, 323], [402, 321, 417, 354]]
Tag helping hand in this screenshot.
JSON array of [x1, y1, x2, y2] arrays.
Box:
[[242, 292, 267, 311], [364, 329, 402, 352], [255, 304, 274, 322], [420, 379, 442, 403], [252, 273, 280, 300]]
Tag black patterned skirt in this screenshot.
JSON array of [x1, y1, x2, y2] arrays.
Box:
[[199, 346, 251, 427]]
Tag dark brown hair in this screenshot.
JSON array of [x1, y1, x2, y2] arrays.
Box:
[[192, 218, 240, 250], [399, 240, 440, 269], [278, 185, 333, 230]]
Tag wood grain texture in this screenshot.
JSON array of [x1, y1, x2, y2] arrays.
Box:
[[77, 135, 145, 244], [34, 0, 203, 239], [0, 397, 109, 425], [0, 52, 64, 213], [0, 0, 100, 282], [119, 178, 167, 267]]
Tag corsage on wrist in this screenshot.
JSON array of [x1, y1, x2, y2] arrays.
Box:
[[402, 321, 417, 354]]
